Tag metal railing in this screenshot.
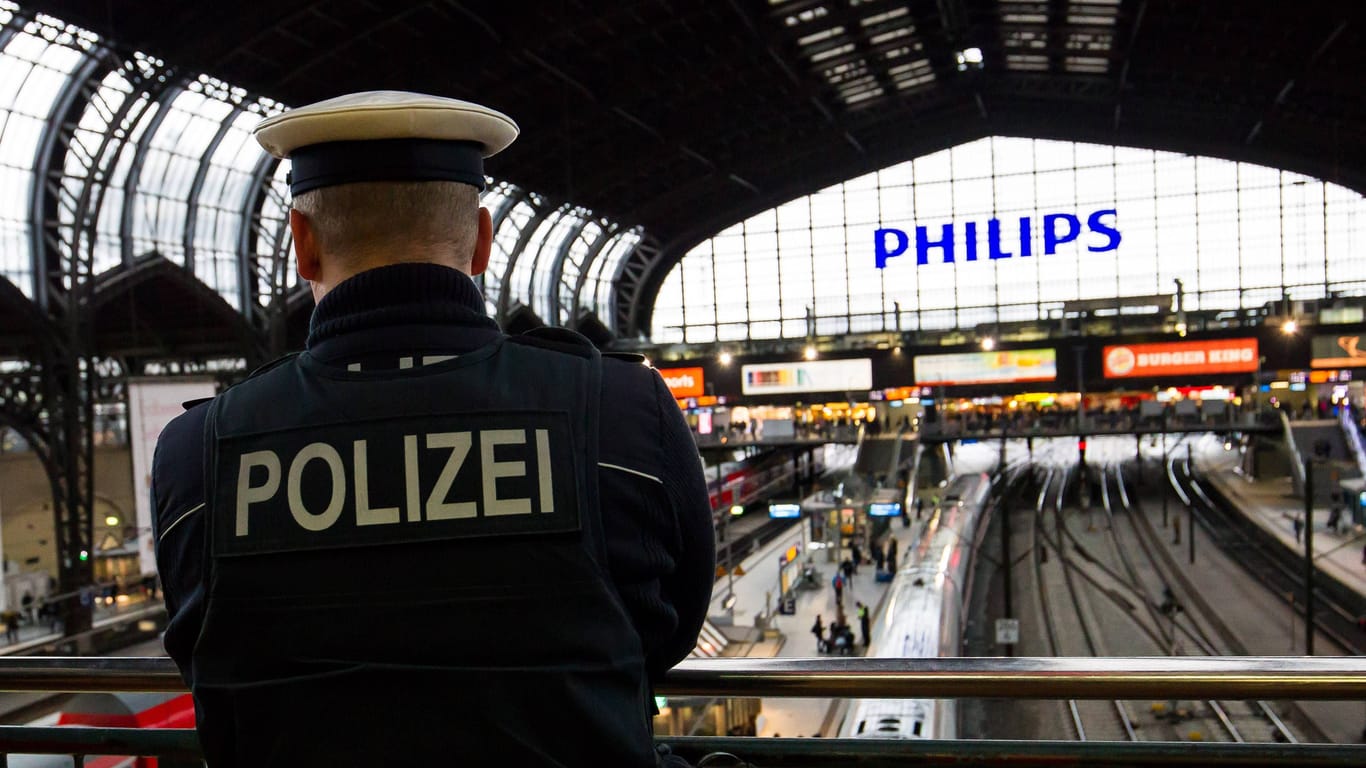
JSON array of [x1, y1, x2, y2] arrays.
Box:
[[1281, 408, 1308, 496], [1, 656, 1364, 766], [664, 656, 1366, 699]]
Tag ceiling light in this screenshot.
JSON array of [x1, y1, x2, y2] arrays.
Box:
[[1281, 319, 1298, 335], [718, 351, 733, 366], [804, 345, 818, 361], [980, 337, 996, 351]]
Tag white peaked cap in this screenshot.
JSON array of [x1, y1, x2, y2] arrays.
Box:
[[254, 90, 519, 158]]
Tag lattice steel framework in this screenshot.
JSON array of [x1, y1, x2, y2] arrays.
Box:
[[0, 2, 650, 634], [8, 0, 1360, 623]]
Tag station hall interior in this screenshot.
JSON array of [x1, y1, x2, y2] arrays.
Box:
[[0, 0, 1365, 765]]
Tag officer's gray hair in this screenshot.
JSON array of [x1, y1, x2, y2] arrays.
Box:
[[292, 181, 480, 268]]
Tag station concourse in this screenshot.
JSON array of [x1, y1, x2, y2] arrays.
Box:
[[0, 1, 1365, 765]]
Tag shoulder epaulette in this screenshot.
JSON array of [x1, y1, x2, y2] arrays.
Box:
[[244, 353, 300, 380], [181, 397, 214, 411], [207, 354, 300, 405], [508, 327, 597, 358], [603, 351, 647, 364]]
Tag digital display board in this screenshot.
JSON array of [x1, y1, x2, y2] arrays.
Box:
[[1311, 335, 1366, 369], [913, 349, 1057, 386], [768, 503, 802, 519], [1103, 338, 1258, 378], [867, 502, 902, 517], [742, 358, 873, 395], [657, 367, 705, 398]]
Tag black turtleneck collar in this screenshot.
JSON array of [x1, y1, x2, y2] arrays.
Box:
[[306, 262, 500, 351]]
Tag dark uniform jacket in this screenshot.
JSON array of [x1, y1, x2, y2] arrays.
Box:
[[152, 263, 714, 766]]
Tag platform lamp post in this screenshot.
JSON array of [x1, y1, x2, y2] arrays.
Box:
[[1187, 442, 1195, 565], [713, 459, 738, 620], [1303, 453, 1321, 656], [1161, 409, 1169, 528], [1000, 487, 1013, 658]]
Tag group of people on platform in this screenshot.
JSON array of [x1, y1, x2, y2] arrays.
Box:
[[837, 535, 903, 584], [812, 536, 895, 655], [0, 592, 62, 644], [810, 600, 871, 655]]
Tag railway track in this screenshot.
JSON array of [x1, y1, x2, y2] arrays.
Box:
[[1102, 461, 1298, 744], [1031, 461, 1137, 742], [1170, 457, 1364, 656], [1026, 440, 1299, 745], [715, 515, 798, 568]]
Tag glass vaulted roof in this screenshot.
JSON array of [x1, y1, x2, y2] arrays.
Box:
[[0, 0, 635, 327], [652, 137, 1366, 344]]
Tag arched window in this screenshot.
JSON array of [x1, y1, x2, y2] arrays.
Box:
[[651, 137, 1366, 344]]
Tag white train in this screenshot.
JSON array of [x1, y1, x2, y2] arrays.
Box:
[[840, 471, 993, 740]]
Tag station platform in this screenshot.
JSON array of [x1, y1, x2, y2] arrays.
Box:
[[1202, 469, 1366, 603], [707, 445, 1001, 738], [0, 596, 164, 657], [1150, 445, 1366, 743], [706, 516, 922, 738]]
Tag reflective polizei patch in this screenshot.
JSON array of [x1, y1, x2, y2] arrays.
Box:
[[212, 411, 579, 556]]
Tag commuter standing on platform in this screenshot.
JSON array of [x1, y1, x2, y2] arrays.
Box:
[[833, 572, 845, 604], [811, 614, 825, 650], [856, 601, 870, 648], [1, 609, 19, 644], [887, 536, 899, 572], [151, 92, 714, 768]]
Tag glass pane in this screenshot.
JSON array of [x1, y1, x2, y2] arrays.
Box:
[[649, 137, 1366, 342]]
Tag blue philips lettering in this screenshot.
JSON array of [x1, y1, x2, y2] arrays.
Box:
[[875, 208, 1120, 268], [874, 228, 909, 268], [987, 219, 1012, 260], [916, 223, 954, 264], [1043, 213, 1081, 254], [1087, 209, 1121, 252]]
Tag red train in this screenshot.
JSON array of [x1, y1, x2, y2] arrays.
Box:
[[706, 448, 824, 514]]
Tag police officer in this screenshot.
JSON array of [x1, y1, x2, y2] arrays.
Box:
[[152, 91, 714, 767]]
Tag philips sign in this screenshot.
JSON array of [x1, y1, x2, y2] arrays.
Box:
[[874, 209, 1121, 269]]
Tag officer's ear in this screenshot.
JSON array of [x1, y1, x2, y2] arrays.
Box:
[[290, 209, 321, 282], [469, 206, 492, 276]]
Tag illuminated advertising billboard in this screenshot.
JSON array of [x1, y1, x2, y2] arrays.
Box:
[[128, 379, 218, 575], [1310, 335, 1366, 369], [742, 358, 873, 395], [1103, 338, 1258, 378], [769, 503, 802, 519], [868, 502, 902, 517], [657, 366, 705, 398], [913, 349, 1057, 386]]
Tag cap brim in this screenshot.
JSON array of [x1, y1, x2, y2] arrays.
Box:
[[254, 95, 518, 159]]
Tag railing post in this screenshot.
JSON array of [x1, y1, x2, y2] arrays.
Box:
[[1188, 442, 1195, 565], [1304, 456, 1315, 657]]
